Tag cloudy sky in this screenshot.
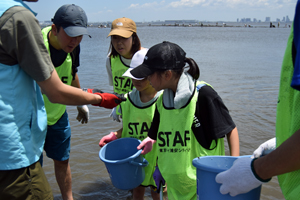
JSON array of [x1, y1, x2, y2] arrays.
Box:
[[27, 0, 297, 23]]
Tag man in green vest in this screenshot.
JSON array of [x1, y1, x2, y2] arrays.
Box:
[[40, 4, 89, 200]]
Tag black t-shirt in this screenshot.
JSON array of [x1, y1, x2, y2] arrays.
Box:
[[148, 85, 236, 148], [48, 34, 80, 80]]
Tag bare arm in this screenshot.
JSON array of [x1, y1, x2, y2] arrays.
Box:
[[226, 127, 240, 156], [254, 129, 300, 180], [38, 70, 101, 105], [71, 73, 81, 88], [113, 128, 123, 138]]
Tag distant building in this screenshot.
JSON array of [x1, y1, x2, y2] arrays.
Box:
[[165, 20, 197, 25], [265, 17, 271, 22], [286, 15, 291, 22], [276, 18, 280, 22], [282, 16, 286, 22], [237, 18, 239, 22], [253, 18, 257, 23], [239, 18, 251, 23]]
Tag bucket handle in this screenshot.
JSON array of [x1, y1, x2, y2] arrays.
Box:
[[130, 158, 149, 167]]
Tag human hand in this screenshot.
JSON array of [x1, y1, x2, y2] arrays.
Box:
[[109, 107, 121, 122], [84, 88, 126, 109], [98, 92, 126, 109], [252, 137, 276, 158], [153, 166, 166, 193], [137, 137, 156, 154], [76, 105, 89, 124], [215, 157, 267, 197], [99, 132, 118, 147]]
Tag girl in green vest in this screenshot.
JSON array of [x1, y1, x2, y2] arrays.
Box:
[[106, 17, 145, 95], [130, 41, 240, 200], [100, 49, 163, 200]]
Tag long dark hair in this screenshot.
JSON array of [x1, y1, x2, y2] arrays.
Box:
[[185, 57, 200, 80], [108, 32, 141, 58], [160, 57, 199, 80]]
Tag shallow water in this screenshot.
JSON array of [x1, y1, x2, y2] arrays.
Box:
[[42, 25, 290, 199]]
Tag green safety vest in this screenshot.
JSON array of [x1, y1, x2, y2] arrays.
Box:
[[276, 24, 300, 200], [111, 55, 133, 94], [118, 93, 158, 187], [41, 26, 73, 125], [155, 84, 225, 200]]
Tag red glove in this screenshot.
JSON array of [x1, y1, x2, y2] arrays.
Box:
[[98, 92, 125, 109], [85, 88, 126, 109], [99, 132, 118, 147], [137, 137, 156, 155]]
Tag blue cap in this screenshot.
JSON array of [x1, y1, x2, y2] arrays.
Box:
[[52, 4, 88, 37]]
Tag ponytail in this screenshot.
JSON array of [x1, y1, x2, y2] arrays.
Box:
[[185, 58, 200, 80], [156, 57, 200, 80]]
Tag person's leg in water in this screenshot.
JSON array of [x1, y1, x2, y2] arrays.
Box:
[[135, 185, 160, 200], [54, 159, 73, 200], [132, 186, 145, 200], [44, 112, 73, 200], [150, 187, 160, 200]]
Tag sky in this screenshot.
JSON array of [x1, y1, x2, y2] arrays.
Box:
[[27, 0, 298, 23]]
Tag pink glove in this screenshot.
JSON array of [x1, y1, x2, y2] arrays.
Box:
[[137, 137, 156, 154], [99, 132, 118, 147]]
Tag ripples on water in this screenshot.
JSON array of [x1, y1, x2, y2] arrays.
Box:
[[42, 25, 291, 199]]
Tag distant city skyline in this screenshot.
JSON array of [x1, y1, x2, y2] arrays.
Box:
[[238, 15, 291, 23], [27, 0, 297, 23]]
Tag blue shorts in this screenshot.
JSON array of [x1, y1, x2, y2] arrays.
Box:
[[44, 111, 71, 161]]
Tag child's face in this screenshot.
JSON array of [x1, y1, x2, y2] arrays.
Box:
[[131, 78, 152, 92], [148, 72, 164, 91], [111, 35, 133, 59]]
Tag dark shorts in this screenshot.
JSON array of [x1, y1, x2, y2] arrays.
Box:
[[0, 161, 53, 199], [44, 111, 71, 161]]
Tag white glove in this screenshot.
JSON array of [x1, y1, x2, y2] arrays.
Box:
[[76, 105, 89, 124], [252, 137, 276, 158], [215, 157, 264, 197], [109, 107, 121, 122]]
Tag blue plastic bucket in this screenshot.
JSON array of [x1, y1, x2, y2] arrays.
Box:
[[192, 156, 261, 200], [99, 138, 148, 190]]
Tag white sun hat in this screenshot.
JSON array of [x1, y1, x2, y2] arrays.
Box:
[[122, 48, 148, 80]]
